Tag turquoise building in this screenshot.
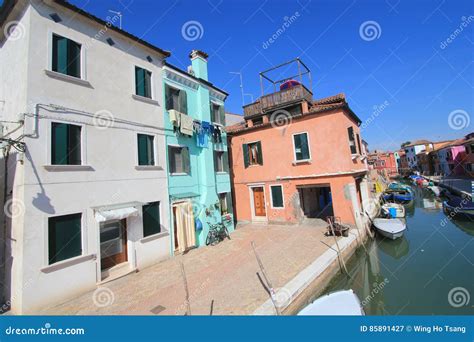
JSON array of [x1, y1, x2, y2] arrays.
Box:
[[163, 50, 234, 253]]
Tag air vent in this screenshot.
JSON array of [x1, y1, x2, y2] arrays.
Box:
[[106, 38, 115, 46], [146, 56, 153, 62], [49, 13, 62, 23]]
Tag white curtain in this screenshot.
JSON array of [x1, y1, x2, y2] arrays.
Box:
[[175, 201, 196, 253]]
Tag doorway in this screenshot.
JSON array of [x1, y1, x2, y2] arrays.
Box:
[[100, 219, 128, 271], [298, 185, 333, 220], [172, 201, 196, 254], [251, 186, 266, 219]]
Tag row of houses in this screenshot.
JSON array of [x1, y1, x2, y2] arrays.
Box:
[[368, 135, 474, 178], [0, 0, 370, 313]]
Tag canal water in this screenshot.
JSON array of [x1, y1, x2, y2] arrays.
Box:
[[322, 183, 474, 315]]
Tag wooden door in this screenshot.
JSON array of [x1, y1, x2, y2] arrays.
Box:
[[100, 219, 127, 270], [253, 187, 266, 217]]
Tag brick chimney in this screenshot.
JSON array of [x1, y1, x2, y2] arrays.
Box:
[[189, 50, 208, 81]]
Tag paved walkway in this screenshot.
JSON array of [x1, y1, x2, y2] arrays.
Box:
[[40, 222, 336, 315]]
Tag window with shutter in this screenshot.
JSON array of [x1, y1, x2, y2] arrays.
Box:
[[214, 151, 228, 173], [51, 122, 82, 165], [168, 146, 190, 174], [348, 127, 357, 154], [52, 34, 81, 78], [137, 134, 155, 165], [142, 202, 161, 237], [243, 143, 249, 168], [178, 89, 188, 114], [135, 66, 152, 98], [48, 213, 82, 264], [246, 142, 262, 166], [293, 133, 310, 161], [270, 185, 284, 208]]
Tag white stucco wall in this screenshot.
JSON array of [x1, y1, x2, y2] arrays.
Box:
[[1, 1, 172, 313]]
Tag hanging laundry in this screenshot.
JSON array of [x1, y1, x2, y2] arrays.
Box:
[[180, 113, 194, 136], [193, 120, 201, 133], [196, 129, 208, 148], [169, 109, 180, 127]]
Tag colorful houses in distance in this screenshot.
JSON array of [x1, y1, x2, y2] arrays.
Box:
[[367, 151, 398, 176], [227, 60, 370, 228]]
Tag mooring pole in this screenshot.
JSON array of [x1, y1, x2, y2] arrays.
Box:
[[251, 241, 281, 315], [328, 220, 350, 276]]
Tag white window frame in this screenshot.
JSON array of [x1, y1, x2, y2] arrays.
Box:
[[47, 30, 87, 80], [133, 64, 155, 100], [47, 119, 86, 166], [269, 184, 285, 209], [215, 150, 227, 173], [136, 132, 157, 166], [291, 131, 311, 162]]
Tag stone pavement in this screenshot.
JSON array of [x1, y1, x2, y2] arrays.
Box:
[[40, 222, 336, 315]]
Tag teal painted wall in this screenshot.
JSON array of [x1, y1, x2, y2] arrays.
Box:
[[163, 66, 234, 251]]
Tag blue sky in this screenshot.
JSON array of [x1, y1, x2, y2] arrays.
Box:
[[32, 0, 474, 150]]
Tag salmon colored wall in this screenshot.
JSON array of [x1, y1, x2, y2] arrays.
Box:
[[229, 109, 367, 225]]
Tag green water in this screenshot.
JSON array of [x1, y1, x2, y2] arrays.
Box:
[[323, 184, 474, 315]]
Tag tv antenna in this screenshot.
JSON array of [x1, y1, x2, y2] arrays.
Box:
[[108, 10, 123, 29]]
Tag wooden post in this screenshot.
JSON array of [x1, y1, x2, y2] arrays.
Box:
[[328, 220, 350, 276]]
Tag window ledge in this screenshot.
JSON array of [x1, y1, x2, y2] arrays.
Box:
[[170, 172, 189, 176], [41, 254, 96, 273], [292, 159, 311, 165], [44, 70, 92, 88], [140, 231, 169, 244], [132, 94, 159, 105], [135, 165, 163, 171], [216, 171, 228, 175], [351, 154, 360, 160], [43, 165, 94, 172]]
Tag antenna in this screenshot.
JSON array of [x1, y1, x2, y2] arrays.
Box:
[[108, 10, 123, 29], [229, 71, 253, 106]]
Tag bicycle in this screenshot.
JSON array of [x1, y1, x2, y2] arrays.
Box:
[[205, 222, 231, 246]]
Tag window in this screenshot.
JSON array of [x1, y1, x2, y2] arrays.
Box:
[[270, 185, 284, 208], [293, 132, 310, 161], [52, 34, 81, 78], [165, 84, 187, 114], [218, 192, 232, 215], [48, 213, 82, 265], [51, 122, 81, 165], [137, 134, 155, 166], [211, 103, 225, 125], [469, 144, 474, 154], [168, 146, 190, 174], [243, 141, 262, 168], [347, 127, 357, 154], [142, 202, 161, 237], [252, 117, 263, 126], [214, 151, 229, 173], [356, 133, 362, 155], [135, 66, 152, 98]]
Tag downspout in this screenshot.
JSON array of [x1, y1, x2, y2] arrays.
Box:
[[1, 144, 10, 306]]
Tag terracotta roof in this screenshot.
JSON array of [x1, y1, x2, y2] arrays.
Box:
[[430, 140, 457, 152], [404, 139, 432, 147], [1, 0, 170, 57]]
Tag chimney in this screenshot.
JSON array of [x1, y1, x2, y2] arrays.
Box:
[[189, 50, 208, 81]]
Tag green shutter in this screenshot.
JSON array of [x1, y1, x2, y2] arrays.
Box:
[[52, 123, 68, 165], [147, 135, 154, 165], [137, 134, 148, 165], [300, 133, 309, 160], [165, 85, 173, 110], [143, 202, 161, 237], [53, 35, 68, 75], [67, 40, 81, 77], [179, 90, 188, 114], [144, 70, 152, 98], [209, 102, 214, 122], [68, 124, 82, 165], [243, 144, 249, 168], [256, 141, 263, 165], [271, 186, 284, 208], [135, 67, 145, 97], [182, 147, 190, 174], [48, 213, 82, 264], [219, 105, 225, 125], [223, 151, 229, 172]]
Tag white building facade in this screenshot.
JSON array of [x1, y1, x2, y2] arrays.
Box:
[[0, 0, 172, 313], [403, 141, 433, 171]]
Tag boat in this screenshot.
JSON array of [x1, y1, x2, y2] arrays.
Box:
[[298, 290, 364, 315], [382, 189, 414, 203], [427, 185, 441, 197], [372, 218, 407, 240], [388, 182, 412, 192], [443, 196, 474, 219], [381, 203, 405, 218]]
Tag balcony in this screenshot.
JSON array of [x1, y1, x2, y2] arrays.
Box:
[[243, 84, 313, 117]]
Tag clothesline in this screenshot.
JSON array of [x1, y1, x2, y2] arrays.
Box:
[[169, 110, 223, 148]]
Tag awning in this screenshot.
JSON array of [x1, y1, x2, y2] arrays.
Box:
[[94, 207, 139, 223]]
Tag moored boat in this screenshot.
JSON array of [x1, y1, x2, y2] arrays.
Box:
[[443, 197, 474, 219], [298, 290, 365, 315], [383, 189, 414, 203], [427, 185, 441, 197], [373, 218, 407, 240], [381, 203, 405, 218]]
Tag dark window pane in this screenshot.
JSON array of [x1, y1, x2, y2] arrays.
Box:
[[135, 67, 151, 98], [271, 186, 284, 208], [68, 124, 81, 165], [143, 202, 161, 237], [138, 134, 154, 165], [48, 213, 82, 264], [294, 133, 309, 160], [52, 34, 81, 77], [52, 123, 81, 165], [67, 39, 81, 78]]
